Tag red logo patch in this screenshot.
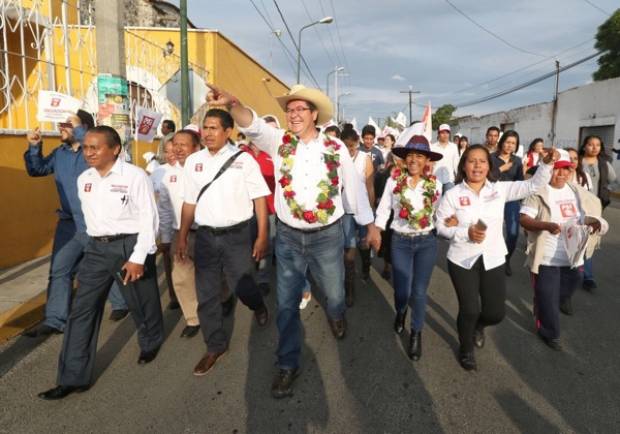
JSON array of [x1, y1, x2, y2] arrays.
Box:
[[84, 183, 92, 192], [195, 163, 203, 172], [170, 175, 177, 183], [459, 196, 471, 206]]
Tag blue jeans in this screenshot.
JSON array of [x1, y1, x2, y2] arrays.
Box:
[[275, 219, 345, 369], [391, 232, 438, 332], [342, 214, 368, 249], [504, 201, 520, 257], [45, 231, 127, 330], [583, 256, 594, 282]]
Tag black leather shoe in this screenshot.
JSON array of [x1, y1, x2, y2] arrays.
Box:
[[474, 326, 485, 349], [582, 279, 597, 293], [271, 368, 300, 399], [221, 295, 236, 317], [537, 331, 562, 351], [180, 325, 201, 338], [328, 318, 346, 340], [560, 298, 574, 316], [109, 309, 129, 322], [394, 309, 407, 335], [408, 332, 422, 361], [38, 385, 89, 400], [138, 346, 161, 365], [459, 351, 477, 371], [23, 324, 62, 338], [254, 304, 269, 327]]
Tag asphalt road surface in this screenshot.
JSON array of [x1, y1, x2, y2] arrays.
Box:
[[1, 207, 619, 433]]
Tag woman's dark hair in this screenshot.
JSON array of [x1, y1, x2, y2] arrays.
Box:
[[324, 125, 341, 138], [385, 133, 396, 143], [455, 144, 497, 184], [497, 130, 520, 154], [566, 147, 590, 188], [458, 135, 469, 147], [162, 119, 176, 132], [77, 109, 95, 130], [578, 135, 609, 161], [205, 108, 234, 130], [527, 138, 544, 154], [340, 128, 359, 142]]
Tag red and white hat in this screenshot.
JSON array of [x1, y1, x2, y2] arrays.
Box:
[[554, 149, 574, 169], [438, 123, 451, 132]]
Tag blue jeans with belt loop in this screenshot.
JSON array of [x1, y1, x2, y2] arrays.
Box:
[[275, 219, 345, 370], [391, 231, 438, 333], [504, 201, 521, 258]]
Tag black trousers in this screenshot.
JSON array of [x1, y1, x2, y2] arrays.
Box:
[[57, 235, 163, 386], [448, 257, 506, 353], [194, 224, 264, 353], [533, 265, 581, 339]]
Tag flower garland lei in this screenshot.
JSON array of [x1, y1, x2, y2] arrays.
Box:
[[278, 132, 341, 224], [391, 167, 440, 230]]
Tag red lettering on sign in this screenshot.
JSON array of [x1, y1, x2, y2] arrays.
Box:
[[51, 98, 61, 107], [138, 116, 155, 135]]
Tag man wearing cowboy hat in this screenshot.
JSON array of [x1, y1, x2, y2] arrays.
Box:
[[207, 84, 380, 399]]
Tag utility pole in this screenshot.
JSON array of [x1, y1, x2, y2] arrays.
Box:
[[95, 0, 131, 157], [550, 60, 560, 146], [180, 0, 190, 126], [400, 86, 420, 125]]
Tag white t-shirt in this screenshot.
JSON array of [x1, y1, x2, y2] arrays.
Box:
[[430, 141, 460, 184], [521, 184, 583, 267]]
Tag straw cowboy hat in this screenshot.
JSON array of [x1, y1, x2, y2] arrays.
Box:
[[276, 85, 334, 126]]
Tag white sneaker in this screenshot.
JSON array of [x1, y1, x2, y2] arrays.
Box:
[[299, 292, 312, 310]]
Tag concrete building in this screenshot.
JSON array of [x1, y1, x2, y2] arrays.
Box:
[[452, 77, 620, 160]]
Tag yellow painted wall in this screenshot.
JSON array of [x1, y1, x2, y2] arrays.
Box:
[[0, 135, 63, 267]]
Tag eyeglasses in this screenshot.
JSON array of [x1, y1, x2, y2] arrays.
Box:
[[285, 107, 312, 116]]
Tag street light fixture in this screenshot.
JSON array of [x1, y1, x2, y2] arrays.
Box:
[[337, 91, 352, 123], [326, 66, 345, 97], [296, 16, 334, 83]]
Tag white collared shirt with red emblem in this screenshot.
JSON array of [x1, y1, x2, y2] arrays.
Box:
[[435, 162, 553, 270], [238, 111, 374, 229], [157, 162, 196, 243], [182, 144, 270, 227], [77, 158, 159, 265]]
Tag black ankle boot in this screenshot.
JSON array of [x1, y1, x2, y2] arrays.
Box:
[[394, 309, 407, 335], [408, 331, 422, 361]]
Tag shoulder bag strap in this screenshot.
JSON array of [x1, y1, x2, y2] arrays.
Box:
[[196, 150, 243, 204]]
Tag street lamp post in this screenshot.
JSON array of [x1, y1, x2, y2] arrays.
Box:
[[296, 16, 333, 84], [326, 66, 344, 97], [337, 91, 351, 124]]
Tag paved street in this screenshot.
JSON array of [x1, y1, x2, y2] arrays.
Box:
[[1, 206, 619, 434]]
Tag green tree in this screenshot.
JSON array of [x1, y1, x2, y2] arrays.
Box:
[[432, 104, 456, 130], [593, 9, 620, 81]]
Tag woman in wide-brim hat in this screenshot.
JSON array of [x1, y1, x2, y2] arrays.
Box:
[[375, 135, 445, 361]]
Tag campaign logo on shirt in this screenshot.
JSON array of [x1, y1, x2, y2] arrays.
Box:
[[559, 201, 577, 218], [110, 184, 129, 194], [84, 183, 92, 192], [459, 196, 471, 206], [170, 175, 177, 183], [195, 163, 203, 172], [483, 191, 500, 202]]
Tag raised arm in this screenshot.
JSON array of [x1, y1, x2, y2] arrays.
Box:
[[24, 128, 56, 177], [503, 149, 559, 202]]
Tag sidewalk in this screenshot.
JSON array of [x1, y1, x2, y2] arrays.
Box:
[[0, 256, 50, 343]]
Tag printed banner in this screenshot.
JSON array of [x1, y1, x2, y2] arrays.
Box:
[[36, 91, 82, 123], [135, 107, 163, 143], [97, 74, 130, 145]]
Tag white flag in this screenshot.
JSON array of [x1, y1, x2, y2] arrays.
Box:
[[421, 101, 432, 142], [135, 107, 163, 143], [368, 117, 380, 134], [36, 91, 82, 123], [395, 112, 408, 128]]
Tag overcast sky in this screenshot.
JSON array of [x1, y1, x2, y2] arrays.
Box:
[[176, 0, 617, 125]]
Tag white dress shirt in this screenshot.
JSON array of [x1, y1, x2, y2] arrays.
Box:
[[183, 144, 270, 227], [376, 176, 443, 235], [77, 158, 159, 265], [157, 162, 193, 244], [239, 112, 374, 229], [435, 162, 553, 270], [342, 150, 373, 215], [430, 141, 460, 184], [150, 162, 171, 194]]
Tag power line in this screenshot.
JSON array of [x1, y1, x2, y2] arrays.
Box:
[[271, 0, 321, 88], [328, 0, 351, 72], [442, 0, 546, 58], [317, 0, 346, 68], [453, 51, 603, 108], [258, 0, 276, 28], [298, 0, 336, 67], [580, 0, 611, 15]]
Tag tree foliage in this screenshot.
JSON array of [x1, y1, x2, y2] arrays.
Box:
[[432, 104, 456, 130], [593, 9, 620, 81]]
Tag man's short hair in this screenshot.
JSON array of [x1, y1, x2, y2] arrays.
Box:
[[361, 125, 376, 138], [175, 130, 201, 147], [204, 109, 234, 130], [486, 126, 500, 135], [76, 109, 95, 130], [87, 126, 122, 149], [163, 119, 176, 132]]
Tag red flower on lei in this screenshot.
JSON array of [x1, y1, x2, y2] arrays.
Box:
[[393, 172, 439, 230]]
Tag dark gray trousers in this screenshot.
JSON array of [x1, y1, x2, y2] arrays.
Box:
[[194, 224, 264, 353], [57, 235, 163, 386]]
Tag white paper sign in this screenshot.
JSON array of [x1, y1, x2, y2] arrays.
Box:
[[561, 223, 589, 268], [36, 91, 82, 122], [135, 107, 163, 143]]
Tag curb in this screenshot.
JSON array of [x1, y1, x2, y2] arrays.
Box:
[[0, 291, 46, 343]]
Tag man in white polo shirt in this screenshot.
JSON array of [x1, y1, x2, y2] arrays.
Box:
[[177, 109, 271, 376], [38, 126, 164, 400], [431, 123, 461, 192]]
